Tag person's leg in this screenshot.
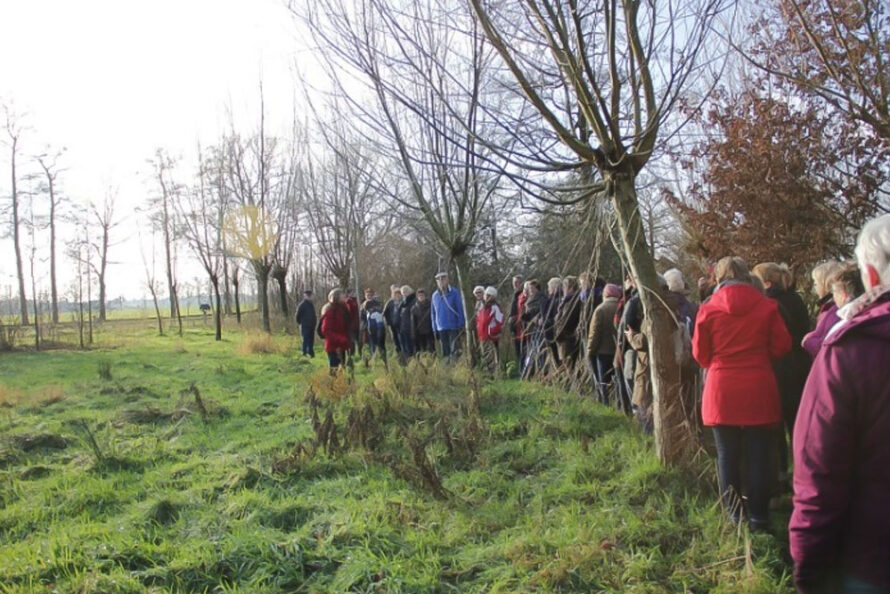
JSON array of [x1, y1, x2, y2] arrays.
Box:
[[440, 330, 453, 358], [744, 425, 775, 529], [327, 351, 341, 371], [712, 426, 743, 523]]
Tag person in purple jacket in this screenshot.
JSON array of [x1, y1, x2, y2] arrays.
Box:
[[801, 260, 841, 358], [790, 213, 890, 594]]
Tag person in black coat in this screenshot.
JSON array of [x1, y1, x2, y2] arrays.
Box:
[[398, 285, 417, 359], [295, 290, 317, 357], [412, 289, 434, 353]]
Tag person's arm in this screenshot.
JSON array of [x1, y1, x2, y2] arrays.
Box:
[[296, 303, 303, 325], [431, 296, 440, 334], [769, 306, 793, 360], [691, 312, 712, 368], [790, 349, 856, 592]]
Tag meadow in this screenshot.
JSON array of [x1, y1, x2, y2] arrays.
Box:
[[0, 319, 792, 592]]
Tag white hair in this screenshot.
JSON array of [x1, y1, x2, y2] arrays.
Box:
[[663, 268, 685, 293], [855, 214, 890, 287], [400, 285, 414, 296]]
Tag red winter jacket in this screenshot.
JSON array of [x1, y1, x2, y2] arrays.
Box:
[[693, 282, 791, 426], [476, 302, 504, 343], [320, 302, 351, 353]]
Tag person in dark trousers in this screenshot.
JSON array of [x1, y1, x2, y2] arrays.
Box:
[[431, 272, 466, 360], [319, 289, 352, 373], [295, 290, 317, 357], [753, 262, 812, 486], [383, 285, 403, 355], [398, 285, 417, 359], [509, 275, 524, 363], [554, 276, 582, 370], [790, 214, 890, 594], [412, 288, 435, 353], [361, 288, 387, 363], [693, 257, 791, 531]]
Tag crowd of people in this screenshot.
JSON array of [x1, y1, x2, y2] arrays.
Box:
[[296, 213, 890, 593]]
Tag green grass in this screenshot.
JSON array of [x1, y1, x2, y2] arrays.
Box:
[[0, 327, 792, 592]]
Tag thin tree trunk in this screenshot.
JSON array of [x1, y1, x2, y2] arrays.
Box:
[[609, 171, 691, 465], [452, 252, 477, 366], [233, 273, 242, 324], [48, 177, 59, 324], [212, 277, 222, 341], [148, 283, 164, 336], [173, 282, 183, 336], [10, 140, 28, 325], [222, 252, 232, 315], [273, 267, 289, 317], [254, 262, 271, 332]]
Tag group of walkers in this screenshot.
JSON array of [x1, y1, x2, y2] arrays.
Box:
[[296, 272, 469, 370], [296, 212, 890, 593]]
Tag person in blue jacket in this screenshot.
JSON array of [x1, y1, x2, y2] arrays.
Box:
[[295, 290, 317, 357], [431, 271, 466, 360]]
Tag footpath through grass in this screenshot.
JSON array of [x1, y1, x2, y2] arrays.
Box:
[[0, 327, 792, 592]]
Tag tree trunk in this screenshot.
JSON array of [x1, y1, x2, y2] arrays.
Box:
[[609, 170, 692, 465], [162, 195, 177, 319], [148, 282, 164, 336], [10, 141, 29, 325], [273, 267, 289, 317], [212, 276, 222, 341], [233, 269, 242, 324], [452, 251, 477, 366], [48, 179, 59, 324], [254, 261, 271, 333], [222, 252, 232, 315]]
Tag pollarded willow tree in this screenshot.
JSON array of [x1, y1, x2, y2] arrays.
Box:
[[298, 0, 509, 357], [468, 0, 730, 464]]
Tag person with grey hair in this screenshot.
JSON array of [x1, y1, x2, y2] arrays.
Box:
[[790, 214, 890, 593]]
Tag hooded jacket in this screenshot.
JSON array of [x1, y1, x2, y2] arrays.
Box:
[[693, 282, 791, 426], [790, 289, 890, 592], [476, 300, 504, 342], [319, 301, 351, 353]]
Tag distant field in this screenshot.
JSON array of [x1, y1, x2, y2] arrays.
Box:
[[0, 327, 792, 592]]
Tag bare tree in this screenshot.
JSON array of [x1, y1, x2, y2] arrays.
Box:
[[147, 148, 182, 321], [35, 149, 65, 324], [89, 190, 120, 323], [175, 145, 228, 341], [300, 0, 508, 356], [467, 0, 728, 463], [3, 103, 29, 324], [139, 230, 165, 337]]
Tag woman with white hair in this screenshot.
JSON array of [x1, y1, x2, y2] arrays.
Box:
[[790, 214, 890, 593], [476, 286, 504, 372]]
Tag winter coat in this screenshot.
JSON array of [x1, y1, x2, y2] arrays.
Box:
[[345, 296, 360, 337], [295, 299, 317, 331], [587, 296, 619, 356], [521, 291, 545, 333], [412, 299, 433, 337], [629, 329, 650, 409], [383, 298, 401, 329], [319, 301, 351, 353], [542, 293, 561, 342], [509, 289, 523, 336], [767, 286, 812, 414], [476, 301, 504, 343], [801, 296, 840, 359], [554, 292, 582, 347], [398, 294, 417, 338], [431, 286, 465, 332], [669, 291, 699, 337], [790, 289, 890, 592], [693, 282, 791, 426], [515, 291, 527, 339]]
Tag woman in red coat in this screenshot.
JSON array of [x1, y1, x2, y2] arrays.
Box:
[[693, 256, 791, 530], [319, 289, 351, 371]]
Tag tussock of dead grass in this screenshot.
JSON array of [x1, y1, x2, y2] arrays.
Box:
[[237, 332, 283, 355], [0, 384, 65, 409]]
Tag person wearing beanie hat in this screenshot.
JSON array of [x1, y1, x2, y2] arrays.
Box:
[[476, 286, 504, 372]]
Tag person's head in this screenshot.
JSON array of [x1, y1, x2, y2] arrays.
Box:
[[347, 288, 356, 298], [811, 261, 842, 299], [624, 273, 635, 291], [401, 285, 414, 297], [547, 277, 562, 295], [512, 275, 524, 291], [435, 272, 448, 291], [303, 290, 313, 300], [473, 285, 485, 300], [364, 287, 375, 299], [855, 213, 890, 290], [416, 289, 427, 303], [484, 286, 498, 302], [562, 275, 579, 295], [603, 283, 622, 300], [831, 262, 865, 308], [328, 288, 344, 304], [663, 268, 685, 293], [527, 279, 541, 295], [752, 262, 789, 290], [391, 286, 402, 299], [715, 256, 752, 285]]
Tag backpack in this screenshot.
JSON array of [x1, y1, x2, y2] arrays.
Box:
[[367, 311, 385, 340]]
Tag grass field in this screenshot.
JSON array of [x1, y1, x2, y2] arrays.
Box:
[[0, 326, 792, 592]]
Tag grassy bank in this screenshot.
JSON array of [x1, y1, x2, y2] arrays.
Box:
[[0, 328, 791, 592]]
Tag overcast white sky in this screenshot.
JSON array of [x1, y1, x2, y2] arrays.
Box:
[[0, 0, 316, 305]]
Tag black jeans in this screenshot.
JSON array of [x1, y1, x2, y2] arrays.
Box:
[[712, 425, 775, 525], [301, 327, 315, 357]]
